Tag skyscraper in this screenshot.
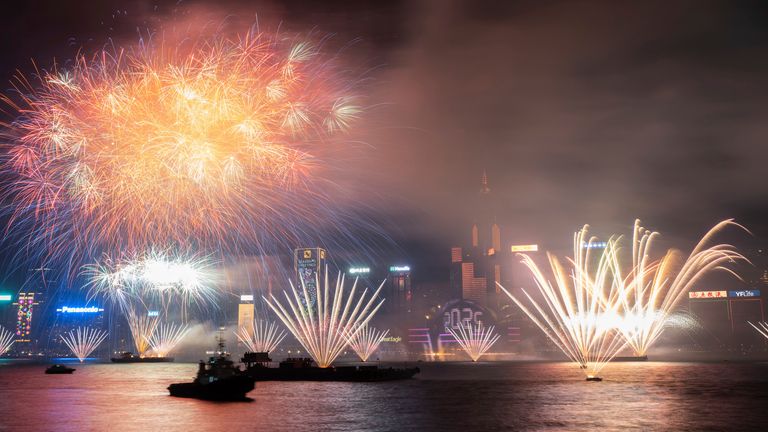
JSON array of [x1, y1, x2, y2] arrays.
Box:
[[293, 247, 326, 305], [387, 266, 412, 317], [13, 292, 40, 344], [451, 171, 512, 307]]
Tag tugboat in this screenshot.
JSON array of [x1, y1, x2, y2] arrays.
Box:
[[45, 364, 76, 374], [111, 352, 174, 363], [241, 352, 420, 382], [168, 333, 255, 401]]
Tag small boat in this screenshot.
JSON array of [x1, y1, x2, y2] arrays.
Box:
[[45, 364, 76, 374], [168, 334, 255, 401], [111, 352, 174, 363], [586, 375, 603, 382], [241, 352, 420, 382]]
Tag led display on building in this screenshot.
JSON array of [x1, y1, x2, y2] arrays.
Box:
[[14, 293, 38, 342], [294, 248, 326, 306]]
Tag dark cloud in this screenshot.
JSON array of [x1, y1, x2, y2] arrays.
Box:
[[358, 0, 768, 263]]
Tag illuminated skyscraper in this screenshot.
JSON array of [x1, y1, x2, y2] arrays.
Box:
[[460, 262, 487, 304], [387, 266, 412, 317], [238, 295, 255, 329], [451, 171, 518, 308], [294, 247, 326, 305], [13, 292, 40, 343], [49, 304, 106, 356]]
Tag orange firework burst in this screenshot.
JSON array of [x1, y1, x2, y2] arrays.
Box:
[[1, 27, 362, 269]]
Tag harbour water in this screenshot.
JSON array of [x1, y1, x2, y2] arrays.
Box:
[[1, 361, 767, 431]]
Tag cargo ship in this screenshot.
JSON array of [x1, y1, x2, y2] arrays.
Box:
[[241, 352, 420, 382]]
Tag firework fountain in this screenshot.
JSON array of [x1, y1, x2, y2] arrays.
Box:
[[126, 308, 159, 358], [0, 326, 14, 355], [147, 322, 190, 358], [265, 271, 385, 368], [235, 320, 287, 353], [498, 226, 629, 379], [610, 220, 744, 356], [446, 322, 501, 362], [60, 327, 109, 362], [749, 321, 768, 340], [346, 325, 389, 362]]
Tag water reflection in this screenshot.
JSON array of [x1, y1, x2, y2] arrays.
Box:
[[0, 361, 767, 431]]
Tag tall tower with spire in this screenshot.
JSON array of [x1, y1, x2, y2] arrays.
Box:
[[471, 170, 499, 253], [452, 171, 508, 306], [480, 170, 491, 195]]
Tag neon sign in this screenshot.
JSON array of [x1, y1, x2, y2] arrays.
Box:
[[240, 294, 254, 302], [56, 306, 104, 313], [688, 291, 727, 299], [389, 266, 410, 272], [510, 244, 538, 252], [349, 267, 370, 274], [0, 294, 11, 302], [729, 290, 760, 298], [147, 311, 160, 317]]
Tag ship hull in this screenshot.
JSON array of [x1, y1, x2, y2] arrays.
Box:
[[611, 356, 648, 362], [245, 365, 420, 382], [111, 357, 175, 363], [168, 376, 256, 401], [45, 367, 75, 374]]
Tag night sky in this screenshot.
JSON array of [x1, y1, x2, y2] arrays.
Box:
[[2, 0, 768, 283]]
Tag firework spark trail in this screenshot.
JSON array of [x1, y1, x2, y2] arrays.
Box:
[[147, 322, 190, 357], [59, 327, 108, 362], [0, 326, 14, 355], [1, 27, 364, 274], [346, 325, 388, 362], [749, 321, 768, 340], [265, 270, 385, 368], [446, 322, 500, 362], [235, 319, 287, 353], [127, 308, 159, 358], [498, 225, 628, 377], [608, 220, 745, 356]]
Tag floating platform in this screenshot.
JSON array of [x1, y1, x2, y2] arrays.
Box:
[[111, 352, 174, 363], [611, 355, 648, 362], [241, 353, 420, 382]]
